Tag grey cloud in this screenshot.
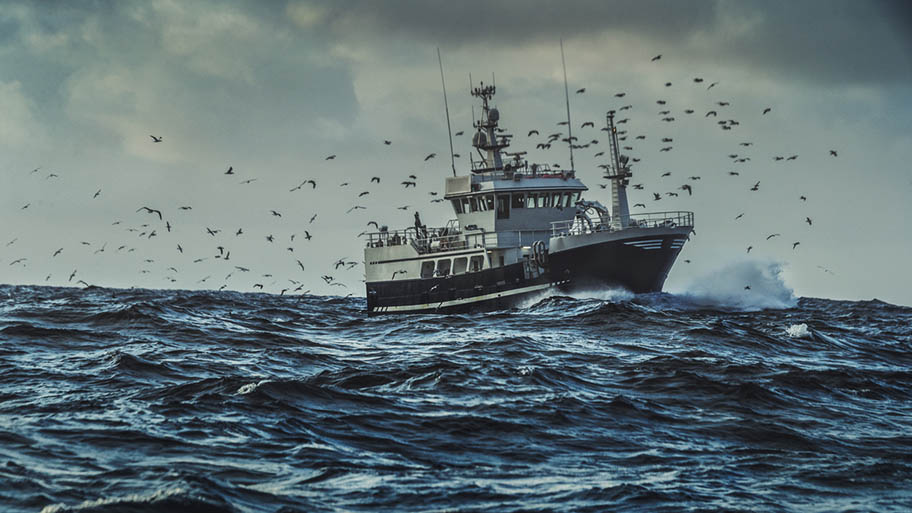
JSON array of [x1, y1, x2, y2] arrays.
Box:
[[314, 0, 911, 85]]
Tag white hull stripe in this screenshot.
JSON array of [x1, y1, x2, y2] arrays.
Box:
[[371, 282, 562, 313]]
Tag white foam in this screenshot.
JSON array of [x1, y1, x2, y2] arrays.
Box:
[[673, 260, 797, 311], [237, 380, 268, 395], [786, 323, 811, 338], [41, 487, 186, 513]]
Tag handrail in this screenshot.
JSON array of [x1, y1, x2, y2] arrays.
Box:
[[551, 211, 694, 237], [363, 224, 550, 255]]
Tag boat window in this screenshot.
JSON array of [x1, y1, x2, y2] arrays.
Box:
[[484, 194, 495, 211], [436, 259, 451, 277], [453, 257, 468, 274], [496, 194, 510, 219], [562, 192, 572, 208], [461, 197, 470, 214], [526, 193, 536, 208], [573, 191, 582, 204], [511, 193, 525, 209], [469, 255, 484, 272], [469, 196, 479, 212], [452, 200, 463, 214], [541, 193, 551, 208], [552, 192, 562, 207], [420, 261, 435, 279]]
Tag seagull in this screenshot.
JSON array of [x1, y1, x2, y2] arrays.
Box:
[[240, 178, 257, 185], [325, 154, 336, 160], [680, 184, 692, 196], [93, 189, 101, 198], [651, 54, 661, 61], [581, 121, 594, 128], [69, 270, 77, 282], [744, 285, 751, 290], [296, 260, 306, 271], [384, 140, 392, 145], [527, 129, 539, 137], [792, 242, 801, 250], [707, 82, 719, 90], [304, 230, 312, 240], [52, 248, 63, 257], [371, 176, 381, 183], [633, 203, 646, 208], [806, 217, 813, 226], [455, 131, 464, 136], [653, 193, 662, 201], [746, 246, 753, 253], [391, 269, 408, 279], [177, 244, 183, 253], [358, 191, 370, 197], [346, 206, 366, 213], [766, 233, 781, 240], [424, 153, 436, 161], [829, 150, 838, 157], [787, 155, 799, 161], [762, 107, 772, 115], [150, 135, 162, 142], [225, 166, 234, 175], [614, 92, 626, 98], [136, 206, 163, 220], [575, 87, 585, 94], [236, 228, 243, 236], [735, 213, 744, 220], [705, 110, 717, 117], [270, 210, 282, 217], [179, 206, 192, 210], [9, 258, 26, 266], [206, 227, 220, 236], [750, 181, 760, 191], [661, 171, 671, 177]]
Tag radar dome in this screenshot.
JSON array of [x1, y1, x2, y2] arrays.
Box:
[[488, 108, 500, 122], [472, 131, 488, 147]]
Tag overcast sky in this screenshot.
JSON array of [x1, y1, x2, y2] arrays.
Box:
[[1, 0, 911, 305]]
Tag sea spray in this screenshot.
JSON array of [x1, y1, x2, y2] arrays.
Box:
[[676, 259, 797, 311]]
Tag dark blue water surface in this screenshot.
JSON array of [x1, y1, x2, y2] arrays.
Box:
[[1, 284, 911, 512]]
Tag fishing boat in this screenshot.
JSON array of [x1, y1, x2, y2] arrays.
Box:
[[362, 77, 693, 314]]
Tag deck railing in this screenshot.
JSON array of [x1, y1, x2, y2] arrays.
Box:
[[363, 225, 549, 255], [551, 211, 694, 237]]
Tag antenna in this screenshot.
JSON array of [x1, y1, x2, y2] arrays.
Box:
[[560, 39, 574, 171], [438, 48, 457, 177]]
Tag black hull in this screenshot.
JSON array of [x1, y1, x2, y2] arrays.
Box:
[[366, 234, 688, 315], [549, 233, 686, 294], [366, 261, 558, 315]]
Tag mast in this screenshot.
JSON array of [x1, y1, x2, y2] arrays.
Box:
[[560, 39, 574, 171], [606, 110, 632, 228], [438, 48, 456, 177]]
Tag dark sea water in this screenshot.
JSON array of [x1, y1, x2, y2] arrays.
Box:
[[1, 282, 911, 512]]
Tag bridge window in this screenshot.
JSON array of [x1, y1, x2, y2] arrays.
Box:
[[452, 200, 464, 214], [436, 259, 451, 277], [420, 261, 435, 278], [453, 257, 467, 274], [511, 193, 525, 209], [469, 255, 484, 272], [552, 192, 562, 207], [541, 193, 552, 208], [469, 196, 479, 212], [461, 197, 470, 213], [526, 193, 536, 208], [497, 194, 510, 219], [483, 194, 495, 211]]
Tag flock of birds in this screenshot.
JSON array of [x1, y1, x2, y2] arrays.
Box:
[[3, 52, 840, 297]]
